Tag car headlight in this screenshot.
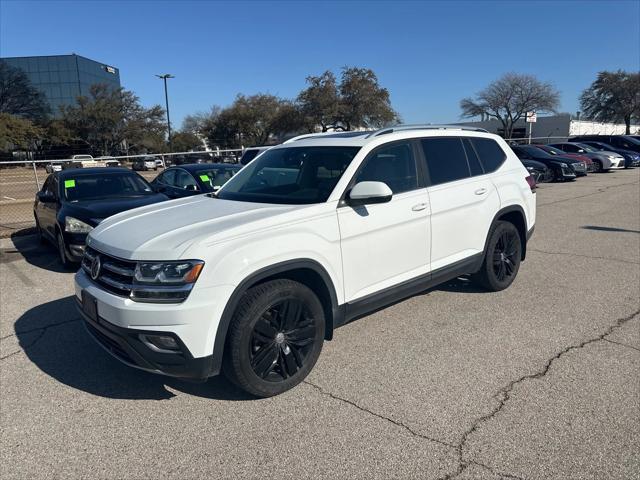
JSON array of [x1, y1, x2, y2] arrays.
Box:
[[131, 260, 204, 302], [65, 216, 93, 233]]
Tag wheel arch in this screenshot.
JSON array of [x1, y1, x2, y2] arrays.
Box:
[[485, 205, 529, 261], [210, 259, 340, 376]]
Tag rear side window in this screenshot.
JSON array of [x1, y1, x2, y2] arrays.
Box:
[[421, 137, 470, 186], [462, 138, 484, 176], [470, 138, 506, 172]]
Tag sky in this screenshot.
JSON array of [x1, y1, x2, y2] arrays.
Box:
[[1, 0, 639, 128]]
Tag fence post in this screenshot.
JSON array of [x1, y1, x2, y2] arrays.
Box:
[[32, 161, 40, 190]]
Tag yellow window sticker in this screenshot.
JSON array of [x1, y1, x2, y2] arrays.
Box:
[[199, 174, 210, 182], [64, 179, 76, 188]]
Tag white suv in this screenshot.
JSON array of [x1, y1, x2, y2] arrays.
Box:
[[75, 126, 536, 397]]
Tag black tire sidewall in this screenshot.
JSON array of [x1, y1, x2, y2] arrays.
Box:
[[224, 280, 325, 397]]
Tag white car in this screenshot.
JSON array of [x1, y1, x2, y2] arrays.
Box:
[[75, 125, 537, 397], [45, 163, 63, 173]]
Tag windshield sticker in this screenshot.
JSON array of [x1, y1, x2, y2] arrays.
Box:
[[199, 174, 210, 182], [64, 179, 76, 188]]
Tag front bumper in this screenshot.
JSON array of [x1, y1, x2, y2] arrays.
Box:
[[76, 297, 213, 381], [62, 231, 88, 262]]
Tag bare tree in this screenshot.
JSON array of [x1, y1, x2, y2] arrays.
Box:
[[460, 73, 560, 138], [580, 70, 640, 134], [0, 61, 50, 122]]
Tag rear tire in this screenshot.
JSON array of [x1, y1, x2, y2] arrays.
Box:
[[472, 221, 522, 292], [35, 218, 45, 244], [223, 279, 325, 397]]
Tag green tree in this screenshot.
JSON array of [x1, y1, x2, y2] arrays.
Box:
[[297, 71, 340, 132], [0, 61, 50, 122], [580, 70, 640, 134], [172, 131, 203, 151], [0, 113, 43, 151], [338, 67, 399, 130], [460, 73, 560, 139], [60, 84, 166, 155]]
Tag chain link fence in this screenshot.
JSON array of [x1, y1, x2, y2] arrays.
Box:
[[0, 149, 243, 238]]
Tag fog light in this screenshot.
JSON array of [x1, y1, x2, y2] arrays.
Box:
[[140, 334, 180, 352]]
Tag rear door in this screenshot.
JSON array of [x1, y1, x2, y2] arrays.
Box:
[[422, 136, 500, 271], [338, 140, 430, 302]]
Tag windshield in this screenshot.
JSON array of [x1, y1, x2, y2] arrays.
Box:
[[217, 146, 360, 204], [62, 172, 154, 202], [541, 145, 565, 155], [195, 167, 240, 191]]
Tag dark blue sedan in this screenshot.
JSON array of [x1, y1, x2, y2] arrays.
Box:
[[34, 168, 168, 267], [150, 163, 242, 199]]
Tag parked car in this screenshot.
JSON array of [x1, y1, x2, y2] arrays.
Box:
[[45, 162, 63, 173], [510, 145, 579, 180], [569, 135, 640, 154], [96, 156, 121, 167], [75, 126, 536, 397], [154, 158, 165, 168], [239, 146, 271, 165], [34, 168, 168, 268], [531, 144, 595, 172], [548, 142, 625, 172], [577, 141, 640, 168], [150, 163, 242, 198], [132, 156, 158, 171], [521, 159, 552, 184]]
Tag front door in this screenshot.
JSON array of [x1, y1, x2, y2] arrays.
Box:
[[338, 140, 431, 302]]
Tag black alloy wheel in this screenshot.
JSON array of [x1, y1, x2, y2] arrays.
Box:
[[472, 221, 522, 291], [249, 298, 316, 382], [224, 279, 325, 397]]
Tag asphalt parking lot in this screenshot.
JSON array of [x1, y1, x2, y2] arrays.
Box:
[[1, 170, 638, 479]]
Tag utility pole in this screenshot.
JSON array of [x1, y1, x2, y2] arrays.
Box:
[[156, 74, 175, 150]]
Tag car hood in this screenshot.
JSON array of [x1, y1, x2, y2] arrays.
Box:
[[86, 195, 304, 260], [63, 194, 168, 225], [587, 150, 623, 159]]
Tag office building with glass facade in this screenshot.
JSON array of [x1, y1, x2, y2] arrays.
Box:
[[1, 54, 121, 116]]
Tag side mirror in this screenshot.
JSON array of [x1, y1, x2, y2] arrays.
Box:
[[347, 181, 393, 206], [37, 191, 55, 203]]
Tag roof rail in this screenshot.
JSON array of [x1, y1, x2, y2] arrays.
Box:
[[365, 124, 488, 138], [283, 130, 373, 143]]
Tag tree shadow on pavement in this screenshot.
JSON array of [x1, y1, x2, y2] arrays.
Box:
[[582, 225, 640, 234], [14, 296, 254, 402]]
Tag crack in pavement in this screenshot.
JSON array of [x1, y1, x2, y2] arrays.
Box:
[[537, 180, 639, 207], [528, 248, 640, 265], [603, 337, 640, 353], [0, 318, 80, 360], [303, 379, 457, 450], [436, 307, 640, 480], [469, 460, 526, 480]]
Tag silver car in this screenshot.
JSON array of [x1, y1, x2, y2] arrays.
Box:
[[549, 142, 625, 172]]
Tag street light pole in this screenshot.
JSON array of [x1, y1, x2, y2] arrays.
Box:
[[156, 74, 175, 150]]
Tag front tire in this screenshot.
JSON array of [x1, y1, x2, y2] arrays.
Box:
[[57, 232, 71, 269], [593, 160, 603, 173], [472, 221, 522, 291], [223, 279, 325, 397]]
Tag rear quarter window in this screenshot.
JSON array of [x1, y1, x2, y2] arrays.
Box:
[[470, 138, 506, 173]]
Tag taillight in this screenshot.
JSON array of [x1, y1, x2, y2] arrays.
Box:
[[525, 175, 536, 192]]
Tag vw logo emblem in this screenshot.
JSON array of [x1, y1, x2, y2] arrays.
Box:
[[90, 255, 101, 280]]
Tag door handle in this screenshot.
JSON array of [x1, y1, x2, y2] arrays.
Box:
[[411, 203, 428, 212], [474, 188, 487, 195]]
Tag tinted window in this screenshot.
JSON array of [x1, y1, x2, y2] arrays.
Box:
[[422, 137, 470, 186], [157, 170, 176, 185], [218, 146, 360, 204], [462, 138, 484, 176], [470, 138, 506, 172], [354, 142, 420, 194], [174, 170, 199, 190]]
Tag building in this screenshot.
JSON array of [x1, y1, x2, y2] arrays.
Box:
[[1, 54, 121, 116], [454, 114, 639, 141]]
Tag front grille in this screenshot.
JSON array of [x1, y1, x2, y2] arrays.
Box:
[[82, 247, 136, 297]]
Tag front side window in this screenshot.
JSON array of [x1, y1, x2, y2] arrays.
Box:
[[422, 137, 470, 186], [218, 146, 360, 204], [354, 142, 420, 194], [174, 170, 199, 190]]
